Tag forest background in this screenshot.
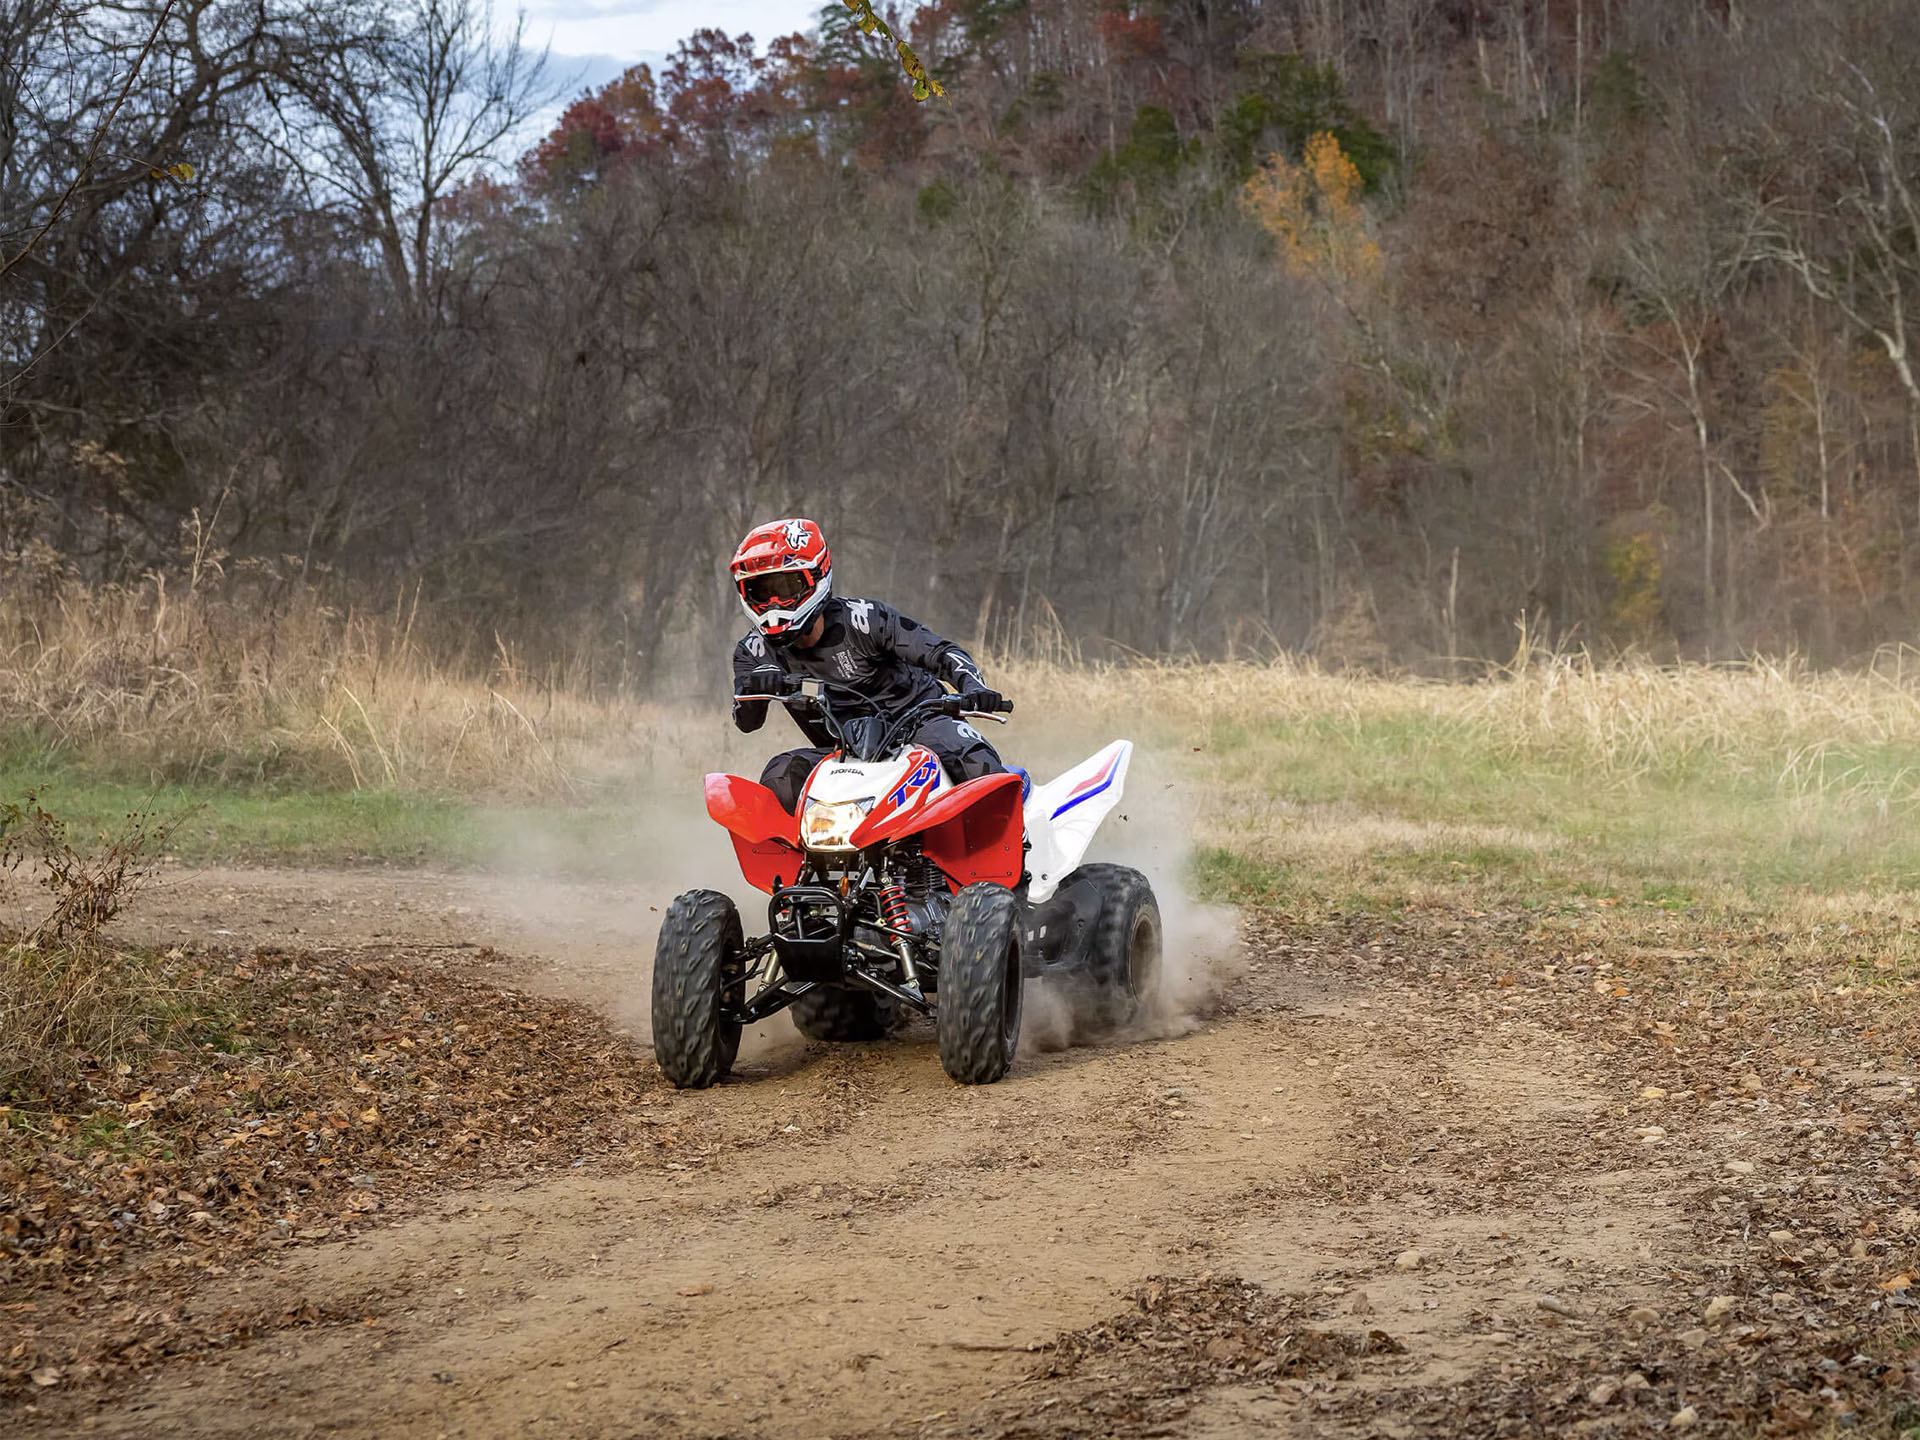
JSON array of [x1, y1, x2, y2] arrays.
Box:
[[7, 0, 1920, 686]]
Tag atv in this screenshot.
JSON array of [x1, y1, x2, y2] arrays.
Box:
[[651, 681, 1160, 1087]]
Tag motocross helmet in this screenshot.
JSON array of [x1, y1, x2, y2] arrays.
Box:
[[730, 518, 833, 643]]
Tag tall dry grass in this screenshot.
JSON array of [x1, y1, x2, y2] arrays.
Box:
[[0, 550, 666, 796], [1000, 648, 1920, 809], [9, 549, 1920, 814]]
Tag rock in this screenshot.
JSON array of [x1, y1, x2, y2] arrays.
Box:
[[1738, 1074, 1765, 1092], [1623, 1372, 1651, 1393], [1851, 1236, 1871, 1260], [1676, 1327, 1709, 1351], [1670, 1404, 1700, 1428], [1724, 1159, 1755, 1175], [1626, 1306, 1662, 1330], [1768, 1229, 1796, 1248], [1394, 1249, 1425, 1271], [1589, 1379, 1621, 1405], [1350, 1291, 1373, 1316], [1538, 1294, 1582, 1318], [1641, 1087, 1669, 1099], [1704, 1296, 1739, 1326]]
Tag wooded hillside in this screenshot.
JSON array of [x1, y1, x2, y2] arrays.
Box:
[[6, 0, 1919, 678]]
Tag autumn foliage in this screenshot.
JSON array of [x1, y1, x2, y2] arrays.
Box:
[[1242, 132, 1382, 293], [14, 0, 1920, 672]]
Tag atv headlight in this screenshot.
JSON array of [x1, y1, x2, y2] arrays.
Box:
[[800, 796, 876, 850]]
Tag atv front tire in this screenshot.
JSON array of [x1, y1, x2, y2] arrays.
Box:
[[937, 882, 1024, 1084], [651, 889, 745, 1088], [1074, 863, 1162, 1034], [791, 986, 897, 1042]]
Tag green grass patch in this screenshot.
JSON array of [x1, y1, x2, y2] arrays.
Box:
[[0, 763, 484, 866], [0, 756, 698, 873], [1204, 709, 1920, 911], [1190, 846, 1294, 907]]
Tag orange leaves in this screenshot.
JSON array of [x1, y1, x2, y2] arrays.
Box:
[[1242, 131, 1381, 294]]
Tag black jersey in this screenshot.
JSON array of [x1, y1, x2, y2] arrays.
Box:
[[731, 597, 988, 743]]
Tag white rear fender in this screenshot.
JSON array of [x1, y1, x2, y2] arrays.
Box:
[[1022, 740, 1132, 904]]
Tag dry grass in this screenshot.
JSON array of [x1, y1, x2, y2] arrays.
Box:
[[16, 547, 1918, 810], [8, 558, 1920, 924], [1001, 648, 1920, 804], [0, 551, 662, 797]]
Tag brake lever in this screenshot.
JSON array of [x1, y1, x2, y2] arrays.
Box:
[[959, 710, 1010, 725]]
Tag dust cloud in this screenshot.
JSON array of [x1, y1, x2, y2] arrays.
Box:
[[474, 712, 805, 1062], [474, 701, 1237, 1066], [1011, 721, 1244, 1057]]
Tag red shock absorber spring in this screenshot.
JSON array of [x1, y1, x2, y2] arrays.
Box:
[[878, 882, 911, 932]]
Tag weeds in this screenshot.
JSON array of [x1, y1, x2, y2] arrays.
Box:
[[0, 797, 180, 1099]]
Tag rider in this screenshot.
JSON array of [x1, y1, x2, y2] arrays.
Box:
[[729, 518, 1009, 812]]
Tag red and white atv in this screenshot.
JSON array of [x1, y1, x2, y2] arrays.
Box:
[[651, 683, 1160, 1086]]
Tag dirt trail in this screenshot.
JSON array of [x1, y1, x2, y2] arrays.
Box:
[[8, 864, 1719, 1440]]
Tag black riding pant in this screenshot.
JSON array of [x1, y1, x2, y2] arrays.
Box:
[[760, 716, 1005, 813]]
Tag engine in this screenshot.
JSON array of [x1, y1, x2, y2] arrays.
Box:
[[898, 851, 952, 938]]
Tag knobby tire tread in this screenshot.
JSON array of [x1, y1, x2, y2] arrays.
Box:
[[651, 889, 744, 1089], [937, 882, 1022, 1085], [1074, 863, 1161, 1033]]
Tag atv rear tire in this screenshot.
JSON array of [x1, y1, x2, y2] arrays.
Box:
[[651, 889, 745, 1089], [937, 882, 1023, 1084], [1074, 863, 1162, 1034], [791, 986, 897, 1042]]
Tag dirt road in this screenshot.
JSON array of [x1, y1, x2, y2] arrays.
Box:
[[16, 864, 1911, 1438]]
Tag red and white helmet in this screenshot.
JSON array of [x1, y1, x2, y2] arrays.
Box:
[[730, 518, 833, 641]]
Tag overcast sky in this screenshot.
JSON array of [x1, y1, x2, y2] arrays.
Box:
[[517, 0, 829, 98]]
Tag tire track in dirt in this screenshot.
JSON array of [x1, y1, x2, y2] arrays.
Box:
[[14, 866, 1708, 1440]]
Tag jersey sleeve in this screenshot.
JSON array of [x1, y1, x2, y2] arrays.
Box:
[[731, 632, 777, 733], [880, 604, 988, 692]]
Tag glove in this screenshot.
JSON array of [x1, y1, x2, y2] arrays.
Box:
[[958, 687, 1009, 714], [739, 667, 796, 699]]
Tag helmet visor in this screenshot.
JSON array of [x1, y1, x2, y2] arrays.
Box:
[[741, 568, 810, 611]]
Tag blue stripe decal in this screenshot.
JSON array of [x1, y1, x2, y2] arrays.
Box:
[[1050, 768, 1118, 820]]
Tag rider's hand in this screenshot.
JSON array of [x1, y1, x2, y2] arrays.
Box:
[[958, 686, 1009, 714], [740, 667, 797, 699]]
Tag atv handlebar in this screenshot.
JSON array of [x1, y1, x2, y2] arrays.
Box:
[[930, 694, 1013, 720], [729, 689, 1014, 718], [732, 686, 1013, 758]]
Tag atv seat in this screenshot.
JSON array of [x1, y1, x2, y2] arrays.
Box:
[[1008, 765, 1032, 804]]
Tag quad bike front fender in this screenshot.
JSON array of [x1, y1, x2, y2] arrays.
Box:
[[705, 773, 803, 894], [851, 771, 1024, 889]]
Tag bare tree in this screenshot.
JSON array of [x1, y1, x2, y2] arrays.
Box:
[[1756, 37, 1920, 527], [287, 0, 552, 321]]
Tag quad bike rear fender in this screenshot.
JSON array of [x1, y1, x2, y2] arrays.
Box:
[[705, 772, 803, 894], [851, 770, 1024, 889]]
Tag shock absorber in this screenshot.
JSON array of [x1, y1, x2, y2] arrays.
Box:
[[878, 879, 922, 997], [878, 882, 911, 933]]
